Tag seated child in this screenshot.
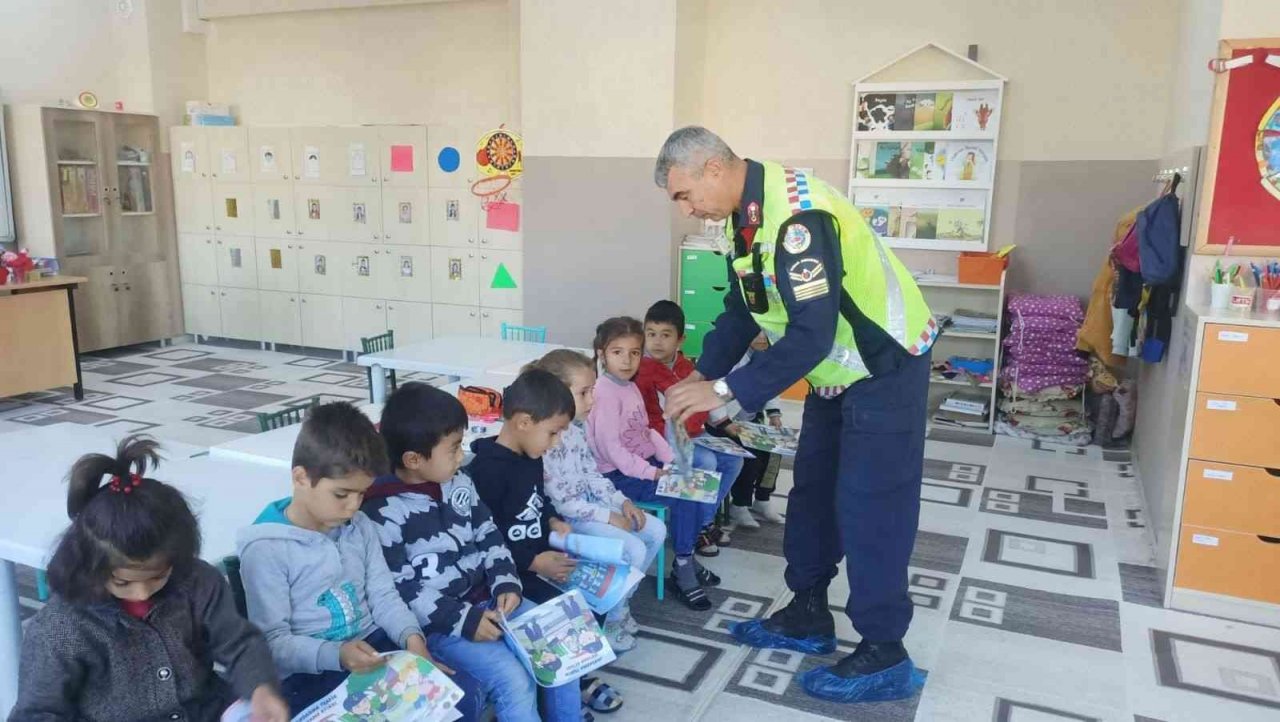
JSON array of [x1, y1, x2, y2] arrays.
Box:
[[636, 300, 744, 556], [708, 332, 785, 528], [13, 435, 288, 722], [587, 316, 722, 611], [468, 368, 601, 721], [237, 402, 435, 712], [534, 349, 667, 646], [361, 381, 542, 722]]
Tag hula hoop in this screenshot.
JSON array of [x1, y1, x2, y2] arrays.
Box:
[[471, 174, 512, 200]]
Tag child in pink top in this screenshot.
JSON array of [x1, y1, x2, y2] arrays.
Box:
[[586, 317, 721, 611]]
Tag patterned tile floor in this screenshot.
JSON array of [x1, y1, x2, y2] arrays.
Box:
[[5, 339, 1280, 721]]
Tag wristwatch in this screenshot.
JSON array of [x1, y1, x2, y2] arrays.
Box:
[[712, 378, 735, 403]]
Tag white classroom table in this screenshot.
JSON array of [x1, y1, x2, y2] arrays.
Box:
[[356, 336, 562, 403], [210, 402, 382, 469], [484, 347, 595, 378], [0, 424, 281, 716]]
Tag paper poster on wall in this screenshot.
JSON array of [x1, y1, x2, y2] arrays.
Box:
[[349, 143, 367, 177], [399, 202, 413, 224], [229, 247, 242, 268], [220, 150, 237, 176], [259, 146, 277, 174], [448, 257, 463, 281], [308, 198, 321, 220], [304, 146, 321, 178], [485, 201, 520, 232], [266, 198, 280, 221], [446, 199, 460, 221], [270, 248, 283, 270], [357, 255, 370, 277], [437, 146, 461, 173], [180, 143, 195, 173], [353, 202, 367, 224], [390, 144, 414, 173], [314, 254, 326, 276], [225, 198, 238, 219], [491, 262, 518, 290], [400, 255, 413, 277]]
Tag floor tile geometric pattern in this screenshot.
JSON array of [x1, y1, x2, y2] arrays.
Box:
[[5, 340, 1280, 721]]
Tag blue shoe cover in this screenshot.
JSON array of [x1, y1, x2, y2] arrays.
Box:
[[728, 619, 837, 655], [799, 658, 926, 703]]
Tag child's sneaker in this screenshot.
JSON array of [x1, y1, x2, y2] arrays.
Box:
[[623, 608, 640, 634], [604, 619, 638, 652], [712, 523, 731, 547], [752, 497, 785, 523], [696, 529, 720, 557], [672, 556, 712, 611], [694, 560, 721, 587], [729, 504, 760, 528]]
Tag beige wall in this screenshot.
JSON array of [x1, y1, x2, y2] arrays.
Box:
[[689, 0, 1178, 163], [0, 0, 154, 111], [520, 0, 675, 157], [204, 0, 519, 126]]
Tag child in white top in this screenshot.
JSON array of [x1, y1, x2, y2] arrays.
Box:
[[533, 349, 667, 646]]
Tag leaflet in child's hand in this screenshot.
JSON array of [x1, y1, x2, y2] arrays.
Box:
[[499, 590, 616, 687], [549, 531, 625, 565], [656, 468, 722, 504], [666, 421, 696, 477], [736, 422, 799, 456], [692, 435, 757, 458], [542, 560, 645, 614], [277, 650, 464, 722]]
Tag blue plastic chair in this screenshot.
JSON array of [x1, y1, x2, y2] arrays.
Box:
[[633, 501, 667, 600], [36, 570, 49, 602], [501, 322, 547, 343]]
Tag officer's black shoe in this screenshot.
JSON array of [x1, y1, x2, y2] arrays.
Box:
[[761, 586, 835, 640], [827, 640, 908, 678], [727, 586, 838, 654]]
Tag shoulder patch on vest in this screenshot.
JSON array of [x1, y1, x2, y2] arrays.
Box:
[[782, 223, 811, 254], [788, 258, 829, 302]]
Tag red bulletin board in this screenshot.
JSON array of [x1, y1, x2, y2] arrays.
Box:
[[1196, 39, 1280, 254]]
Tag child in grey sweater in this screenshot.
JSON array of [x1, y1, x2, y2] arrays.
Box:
[[236, 402, 437, 712]]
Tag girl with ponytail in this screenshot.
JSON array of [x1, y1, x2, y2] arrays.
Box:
[[10, 435, 288, 722]]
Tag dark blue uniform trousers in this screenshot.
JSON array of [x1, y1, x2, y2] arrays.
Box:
[[783, 349, 931, 643]]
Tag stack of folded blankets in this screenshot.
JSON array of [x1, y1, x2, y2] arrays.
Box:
[[997, 294, 1091, 445]]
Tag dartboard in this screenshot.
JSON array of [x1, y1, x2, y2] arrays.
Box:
[[1259, 97, 1280, 201]]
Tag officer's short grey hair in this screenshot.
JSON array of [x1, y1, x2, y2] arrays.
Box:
[[654, 126, 738, 189]]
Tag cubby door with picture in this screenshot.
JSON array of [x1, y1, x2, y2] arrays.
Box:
[[293, 186, 337, 241], [429, 189, 479, 248], [206, 127, 251, 184], [253, 185, 297, 239], [377, 125, 428, 188], [478, 250, 522, 309], [211, 182, 254, 237], [431, 249, 479, 306], [332, 186, 384, 243], [380, 187, 429, 246]]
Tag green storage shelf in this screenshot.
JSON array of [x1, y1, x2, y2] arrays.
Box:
[[683, 320, 714, 359], [680, 248, 729, 291]]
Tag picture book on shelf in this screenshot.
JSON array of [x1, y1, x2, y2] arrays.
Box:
[[226, 652, 465, 722], [936, 208, 986, 242], [951, 91, 999, 132], [914, 209, 939, 240], [500, 591, 616, 688], [855, 143, 873, 178], [857, 93, 896, 131], [921, 142, 947, 180], [946, 144, 992, 183], [894, 94, 917, 131], [874, 142, 912, 179], [934, 92, 954, 131], [914, 94, 936, 131]]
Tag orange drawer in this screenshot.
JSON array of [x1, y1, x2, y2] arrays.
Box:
[[1199, 324, 1280, 398], [1189, 393, 1280, 468], [1174, 525, 1280, 604], [1183, 460, 1280, 536]]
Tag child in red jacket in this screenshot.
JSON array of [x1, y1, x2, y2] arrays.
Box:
[[635, 300, 743, 557]]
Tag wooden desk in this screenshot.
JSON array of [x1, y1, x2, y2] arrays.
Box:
[[0, 275, 87, 400]]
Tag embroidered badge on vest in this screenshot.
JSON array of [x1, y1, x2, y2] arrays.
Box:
[[747, 201, 760, 225], [782, 224, 811, 254]]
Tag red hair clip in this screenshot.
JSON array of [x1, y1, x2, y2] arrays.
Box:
[[108, 473, 143, 494]]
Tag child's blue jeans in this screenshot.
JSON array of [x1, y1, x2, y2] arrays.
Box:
[[428, 599, 581, 722], [691, 440, 743, 527]]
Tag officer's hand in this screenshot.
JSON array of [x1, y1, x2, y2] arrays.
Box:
[[670, 370, 705, 391], [665, 380, 723, 425]]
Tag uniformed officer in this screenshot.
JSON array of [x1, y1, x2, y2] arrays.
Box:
[[658, 127, 935, 703]]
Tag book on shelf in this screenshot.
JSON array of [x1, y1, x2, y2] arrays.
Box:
[[855, 143, 873, 178], [873, 142, 912, 179], [858, 93, 896, 131], [945, 144, 992, 183], [936, 208, 985, 242], [952, 91, 1000, 132], [894, 94, 917, 131], [940, 390, 991, 416], [934, 92, 954, 131], [913, 94, 936, 131], [931, 408, 990, 429], [921, 142, 947, 180]]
